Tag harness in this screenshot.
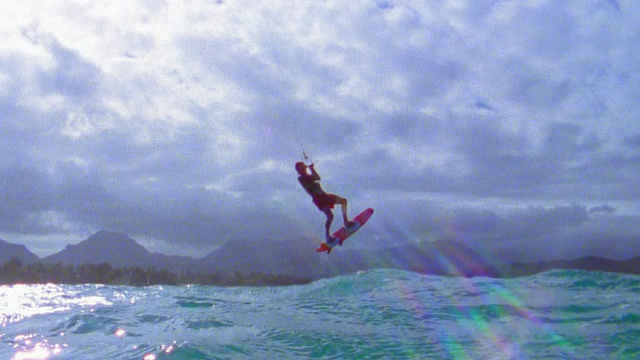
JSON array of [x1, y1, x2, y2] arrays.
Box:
[[299, 176, 324, 196]]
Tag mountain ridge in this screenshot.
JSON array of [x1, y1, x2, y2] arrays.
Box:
[[0, 238, 39, 265], [4, 231, 640, 280], [36, 231, 499, 278]]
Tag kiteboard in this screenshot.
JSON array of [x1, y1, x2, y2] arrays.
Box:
[[316, 208, 374, 254]]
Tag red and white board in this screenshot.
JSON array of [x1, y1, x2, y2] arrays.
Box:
[[316, 208, 374, 254]]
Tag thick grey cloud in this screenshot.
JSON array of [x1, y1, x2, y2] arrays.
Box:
[[1, 0, 639, 260]]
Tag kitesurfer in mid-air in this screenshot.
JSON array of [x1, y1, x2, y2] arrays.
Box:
[[296, 161, 356, 245]]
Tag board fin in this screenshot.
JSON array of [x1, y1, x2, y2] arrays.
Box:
[[315, 242, 331, 253]]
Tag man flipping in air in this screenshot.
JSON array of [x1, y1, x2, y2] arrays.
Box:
[[296, 162, 356, 245]]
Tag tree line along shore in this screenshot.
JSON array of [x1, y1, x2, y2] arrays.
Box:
[[0, 258, 312, 287], [3, 255, 640, 287]]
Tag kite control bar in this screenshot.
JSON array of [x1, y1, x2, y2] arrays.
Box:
[[301, 144, 318, 166]]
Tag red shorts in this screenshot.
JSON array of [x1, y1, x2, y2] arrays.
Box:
[[312, 193, 337, 210]]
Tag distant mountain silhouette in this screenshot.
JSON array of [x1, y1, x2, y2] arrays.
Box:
[[0, 238, 39, 265], [42, 230, 192, 273], [37, 231, 497, 279], [9, 230, 640, 281], [198, 237, 322, 277], [44, 230, 153, 267], [196, 236, 499, 279]]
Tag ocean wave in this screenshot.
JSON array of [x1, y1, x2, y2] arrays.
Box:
[[2, 269, 640, 359]]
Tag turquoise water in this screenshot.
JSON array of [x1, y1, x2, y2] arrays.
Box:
[[1, 269, 639, 359]]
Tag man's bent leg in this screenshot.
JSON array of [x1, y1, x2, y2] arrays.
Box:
[[333, 195, 349, 225], [323, 207, 334, 240]]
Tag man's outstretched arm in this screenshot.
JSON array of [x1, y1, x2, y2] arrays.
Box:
[[309, 164, 321, 180]]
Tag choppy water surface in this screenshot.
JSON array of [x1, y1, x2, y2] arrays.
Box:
[[2, 269, 640, 359]]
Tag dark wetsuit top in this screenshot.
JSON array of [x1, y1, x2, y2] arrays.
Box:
[[298, 173, 336, 210], [298, 174, 323, 196]]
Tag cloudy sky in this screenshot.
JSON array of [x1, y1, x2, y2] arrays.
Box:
[[1, 0, 638, 261]]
